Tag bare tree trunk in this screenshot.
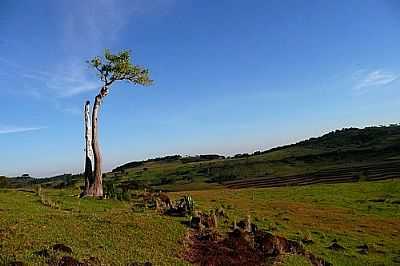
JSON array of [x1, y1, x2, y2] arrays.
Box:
[[81, 86, 108, 197], [82, 101, 94, 197], [90, 86, 109, 197]]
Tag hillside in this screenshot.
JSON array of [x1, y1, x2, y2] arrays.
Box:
[[4, 124, 400, 191], [109, 124, 400, 191], [1, 125, 400, 265]]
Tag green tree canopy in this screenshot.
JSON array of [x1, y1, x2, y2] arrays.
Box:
[[88, 49, 152, 87]]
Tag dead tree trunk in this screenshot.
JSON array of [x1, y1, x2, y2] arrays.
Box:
[[90, 86, 109, 197], [81, 87, 108, 197], [82, 101, 94, 196]]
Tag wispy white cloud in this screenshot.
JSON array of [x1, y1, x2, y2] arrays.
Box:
[[61, 0, 175, 50], [0, 126, 46, 134], [20, 59, 100, 98], [353, 69, 399, 90], [1, 56, 99, 98], [44, 66, 99, 98], [0, 1, 175, 102]]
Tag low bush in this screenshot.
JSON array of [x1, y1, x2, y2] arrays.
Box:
[[104, 181, 131, 201], [0, 176, 7, 188]]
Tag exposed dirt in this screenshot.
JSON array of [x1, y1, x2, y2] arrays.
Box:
[[181, 227, 331, 266], [182, 229, 263, 266], [54, 256, 80, 266]]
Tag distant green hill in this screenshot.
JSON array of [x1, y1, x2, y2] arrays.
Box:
[[5, 124, 400, 191], [105, 124, 400, 191]]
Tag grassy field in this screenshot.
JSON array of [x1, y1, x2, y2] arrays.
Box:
[[176, 179, 400, 265], [0, 189, 189, 265], [6, 125, 400, 193], [1, 179, 399, 265]]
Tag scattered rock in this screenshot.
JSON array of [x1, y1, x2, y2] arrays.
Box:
[[302, 238, 314, 245], [369, 198, 386, 203], [182, 222, 330, 266], [57, 256, 80, 266], [215, 208, 227, 219], [183, 228, 262, 266], [163, 195, 194, 216], [189, 211, 218, 229], [356, 244, 368, 254], [190, 216, 201, 229], [328, 242, 345, 251], [236, 217, 257, 234], [52, 243, 73, 254], [254, 230, 305, 256]]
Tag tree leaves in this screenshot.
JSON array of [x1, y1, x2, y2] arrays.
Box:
[[88, 49, 152, 87]]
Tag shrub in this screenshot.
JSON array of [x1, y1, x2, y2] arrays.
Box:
[[34, 184, 42, 196], [39, 193, 61, 209], [160, 177, 176, 185], [209, 174, 238, 183], [104, 181, 131, 201], [0, 176, 7, 188]]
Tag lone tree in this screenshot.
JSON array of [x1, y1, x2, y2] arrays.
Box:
[[82, 49, 152, 197]]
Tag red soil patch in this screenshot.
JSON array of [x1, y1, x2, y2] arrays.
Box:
[[181, 228, 330, 266]]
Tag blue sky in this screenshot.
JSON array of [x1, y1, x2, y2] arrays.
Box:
[[1, 0, 400, 177]]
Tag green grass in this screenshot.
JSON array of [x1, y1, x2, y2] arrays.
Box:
[[6, 125, 400, 193], [174, 179, 400, 266], [0, 189, 189, 265], [1, 179, 399, 265]]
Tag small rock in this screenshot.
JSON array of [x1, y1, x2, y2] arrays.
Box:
[[190, 216, 201, 229], [328, 242, 345, 251], [58, 256, 80, 266], [356, 244, 368, 254], [302, 239, 314, 245], [357, 249, 368, 255], [369, 198, 386, 203], [391, 200, 400, 204], [52, 243, 73, 253], [356, 244, 368, 249]]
